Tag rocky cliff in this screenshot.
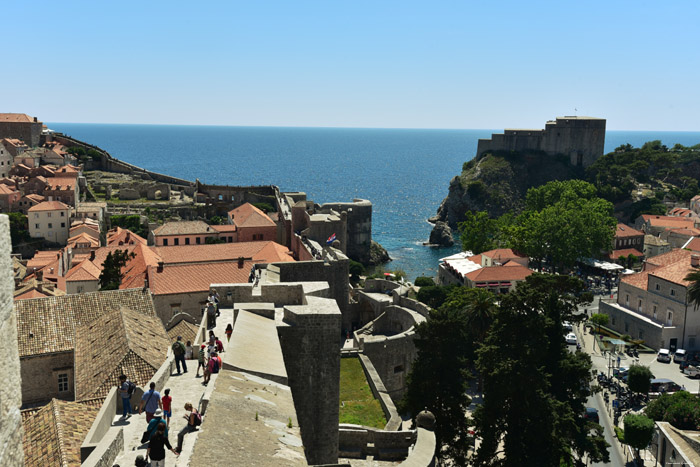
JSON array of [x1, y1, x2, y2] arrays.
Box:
[[430, 150, 584, 229]]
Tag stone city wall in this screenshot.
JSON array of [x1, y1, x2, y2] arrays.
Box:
[[0, 215, 23, 467], [339, 425, 416, 460], [319, 199, 372, 264], [0, 120, 42, 147], [152, 291, 208, 325]]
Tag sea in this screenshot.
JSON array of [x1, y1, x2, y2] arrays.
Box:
[[47, 123, 700, 281]]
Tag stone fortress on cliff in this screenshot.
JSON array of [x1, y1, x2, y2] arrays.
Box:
[[476, 116, 606, 167]]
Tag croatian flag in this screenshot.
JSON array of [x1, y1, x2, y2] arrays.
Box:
[[326, 233, 337, 245]]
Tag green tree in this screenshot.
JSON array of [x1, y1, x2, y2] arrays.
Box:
[[622, 414, 654, 453], [99, 249, 136, 290], [416, 285, 448, 309], [348, 260, 365, 279], [402, 306, 473, 464], [8, 212, 31, 245], [474, 274, 609, 467], [459, 210, 498, 254], [68, 146, 86, 156], [253, 202, 275, 213], [110, 215, 147, 238], [87, 148, 101, 161], [209, 215, 225, 225], [684, 269, 700, 310], [589, 313, 609, 335], [462, 288, 497, 346], [645, 391, 700, 430], [627, 365, 653, 395], [414, 276, 435, 287]]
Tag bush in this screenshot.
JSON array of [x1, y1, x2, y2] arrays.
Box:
[[349, 260, 365, 278], [646, 391, 700, 430], [622, 414, 654, 450], [414, 276, 435, 287], [253, 202, 275, 213], [416, 285, 448, 309]]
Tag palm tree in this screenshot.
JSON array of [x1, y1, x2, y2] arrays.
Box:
[[463, 288, 498, 345], [684, 269, 700, 309]]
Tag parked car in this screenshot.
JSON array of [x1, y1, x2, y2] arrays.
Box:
[[674, 349, 687, 363], [584, 407, 599, 423], [649, 378, 683, 399], [565, 333, 577, 345], [562, 321, 573, 332], [657, 348, 672, 363], [683, 365, 700, 379], [613, 367, 629, 379]]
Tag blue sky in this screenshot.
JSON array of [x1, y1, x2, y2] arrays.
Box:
[[4, 1, 699, 130]]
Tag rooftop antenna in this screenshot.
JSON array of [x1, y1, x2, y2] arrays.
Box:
[[574, 108, 578, 116]]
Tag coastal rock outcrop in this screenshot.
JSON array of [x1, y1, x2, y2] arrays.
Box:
[[368, 240, 391, 265], [431, 151, 583, 229], [428, 221, 454, 247]]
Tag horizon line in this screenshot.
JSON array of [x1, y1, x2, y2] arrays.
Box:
[[44, 121, 700, 133]]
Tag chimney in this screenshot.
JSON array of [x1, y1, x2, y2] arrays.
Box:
[[157, 261, 164, 273], [90, 250, 95, 261], [692, 255, 700, 268], [238, 257, 245, 268], [33, 117, 37, 123]]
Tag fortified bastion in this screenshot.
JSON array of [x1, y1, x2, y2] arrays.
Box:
[[476, 116, 606, 167]]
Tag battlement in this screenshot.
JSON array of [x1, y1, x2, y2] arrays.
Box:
[[477, 116, 606, 167]]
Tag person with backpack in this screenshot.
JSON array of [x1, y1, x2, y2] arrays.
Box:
[[175, 402, 201, 454], [118, 374, 135, 419], [202, 351, 221, 386], [172, 336, 187, 374], [195, 344, 206, 378]]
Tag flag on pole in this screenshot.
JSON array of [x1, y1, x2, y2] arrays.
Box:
[[326, 233, 337, 245]]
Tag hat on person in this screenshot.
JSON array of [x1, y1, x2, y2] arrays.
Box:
[[201, 344, 206, 349], [154, 409, 163, 417]]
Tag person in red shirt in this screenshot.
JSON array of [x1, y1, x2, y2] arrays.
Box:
[[215, 336, 224, 353], [203, 352, 221, 386], [161, 388, 172, 427]]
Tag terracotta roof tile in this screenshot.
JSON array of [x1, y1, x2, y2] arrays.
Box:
[[22, 398, 100, 467], [667, 227, 700, 236], [45, 177, 76, 190], [155, 241, 294, 265], [28, 200, 70, 212], [642, 215, 696, 229], [14, 289, 51, 300], [465, 265, 533, 282], [609, 248, 644, 259], [0, 113, 37, 123], [167, 320, 199, 345], [14, 288, 157, 358], [480, 248, 526, 264], [229, 203, 276, 228], [211, 224, 237, 233], [616, 223, 644, 238], [0, 184, 19, 195], [74, 307, 168, 399], [685, 237, 700, 252], [67, 232, 100, 248], [65, 260, 101, 282], [149, 262, 251, 295], [621, 249, 694, 290], [106, 227, 147, 246], [153, 220, 213, 236]]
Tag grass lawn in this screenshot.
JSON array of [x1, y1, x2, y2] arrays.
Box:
[[339, 357, 387, 429]]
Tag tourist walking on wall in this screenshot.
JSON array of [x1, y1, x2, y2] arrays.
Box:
[[139, 382, 163, 422], [172, 336, 188, 374], [202, 351, 221, 386], [225, 323, 233, 341], [161, 388, 172, 427], [147, 421, 178, 466], [118, 374, 135, 419], [206, 301, 216, 329], [195, 344, 206, 377], [176, 402, 201, 454], [144, 409, 168, 442]]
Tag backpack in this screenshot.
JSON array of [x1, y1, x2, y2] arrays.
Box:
[[172, 341, 185, 356], [193, 411, 202, 427], [127, 381, 136, 395], [211, 357, 220, 374]]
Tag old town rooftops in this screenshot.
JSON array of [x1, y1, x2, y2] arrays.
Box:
[[616, 223, 644, 238], [229, 202, 276, 228], [154, 241, 294, 265], [0, 113, 39, 123], [14, 288, 156, 358], [152, 220, 213, 236], [28, 200, 70, 212]]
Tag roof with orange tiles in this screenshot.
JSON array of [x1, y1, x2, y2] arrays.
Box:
[[621, 249, 694, 290], [14, 288, 157, 358], [89, 243, 161, 290], [684, 237, 700, 252], [74, 307, 168, 399], [466, 254, 482, 265], [26, 250, 60, 272], [148, 262, 252, 295], [54, 165, 80, 175], [616, 223, 644, 238], [22, 398, 100, 467], [14, 289, 51, 300], [106, 227, 147, 246], [28, 200, 70, 212], [668, 207, 695, 217], [22, 193, 45, 203], [45, 176, 76, 190], [67, 232, 100, 248], [667, 227, 700, 237], [155, 241, 294, 265], [650, 259, 696, 287], [1, 137, 28, 147], [646, 248, 694, 269], [0, 113, 38, 123], [65, 259, 101, 282], [481, 248, 526, 264], [13, 278, 65, 300], [609, 248, 644, 260], [153, 220, 214, 236], [211, 224, 237, 233], [465, 264, 533, 282], [229, 202, 276, 228], [0, 183, 19, 195], [641, 215, 696, 229]]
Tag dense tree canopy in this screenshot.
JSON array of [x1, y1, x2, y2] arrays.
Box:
[[622, 414, 655, 451], [646, 391, 700, 430], [627, 365, 653, 395], [99, 249, 136, 290], [473, 274, 608, 467]]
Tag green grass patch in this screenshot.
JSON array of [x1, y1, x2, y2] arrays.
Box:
[[339, 358, 387, 429]]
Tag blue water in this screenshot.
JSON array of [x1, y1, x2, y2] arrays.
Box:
[[47, 123, 700, 280]]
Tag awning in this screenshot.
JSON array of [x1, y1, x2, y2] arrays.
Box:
[[500, 282, 512, 286], [488, 282, 499, 286], [475, 283, 488, 287]]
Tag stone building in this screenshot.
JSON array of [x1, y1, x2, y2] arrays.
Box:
[[28, 200, 71, 245], [600, 249, 700, 351], [14, 288, 158, 406], [228, 202, 277, 242], [476, 116, 606, 167], [150, 220, 220, 246], [0, 215, 24, 467], [0, 113, 43, 147]]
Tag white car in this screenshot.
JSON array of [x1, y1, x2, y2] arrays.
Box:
[[657, 348, 672, 363], [563, 321, 573, 332], [565, 333, 577, 345]]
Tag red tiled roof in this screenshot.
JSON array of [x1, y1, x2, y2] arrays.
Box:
[[622, 249, 694, 290], [106, 227, 147, 246], [646, 248, 694, 269], [65, 260, 101, 282], [14, 289, 51, 300], [642, 215, 696, 229], [67, 232, 100, 248], [465, 265, 533, 282], [685, 237, 700, 252], [211, 224, 237, 233], [148, 262, 251, 295], [153, 220, 213, 236], [651, 259, 695, 287], [480, 248, 526, 264], [0, 184, 19, 195], [229, 203, 276, 228], [616, 223, 643, 238], [155, 241, 294, 265], [667, 227, 700, 237], [46, 177, 76, 190], [668, 208, 694, 217], [0, 113, 37, 123], [28, 200, 70, 212], [609, 248, 644, 260]]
